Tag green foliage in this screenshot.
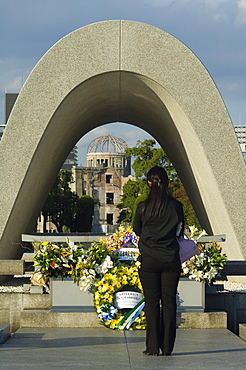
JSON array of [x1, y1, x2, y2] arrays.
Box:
[[182, 241, 228, 285], [125, 139, 177, 180], [117, 179, 148, 223], [33, 240, 85, 282], [169, 180, 200, 229], [74, 196, 95, 232], [121, 139, 200, 228], [41, 170, 95, 232]]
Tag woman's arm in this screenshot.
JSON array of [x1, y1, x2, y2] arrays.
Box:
[[133, 203, 143, 237]]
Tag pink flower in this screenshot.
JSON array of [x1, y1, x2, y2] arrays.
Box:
[[49, 260, 59, 269]]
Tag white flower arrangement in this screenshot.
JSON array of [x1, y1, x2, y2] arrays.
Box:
[[181, 227, 227, 285]]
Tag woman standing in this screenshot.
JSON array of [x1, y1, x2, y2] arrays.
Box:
[[133, 166, 184, 356]]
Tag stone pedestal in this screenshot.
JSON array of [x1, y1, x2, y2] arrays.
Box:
[[177, 278, 205, 312], [50, 278, 94, 310], [50, 277, 205, 313]]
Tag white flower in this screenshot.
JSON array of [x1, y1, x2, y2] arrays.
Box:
[[183, 267, 190, 274], [69, 240, 79, 253], [196, 229, 208, 240], [96, 256, 113, 274], [88, 269, 96, 277], [204, 267, 218, 283], [189, 270, 204, 282], [195, 253, 206, 265], [189, 225, 198, 238], [79, 273, 94, 292]]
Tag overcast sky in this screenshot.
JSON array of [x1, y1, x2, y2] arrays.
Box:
[[1, 0, 246, 164]]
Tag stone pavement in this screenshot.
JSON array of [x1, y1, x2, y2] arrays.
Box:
[[0, 328, 246, 370]]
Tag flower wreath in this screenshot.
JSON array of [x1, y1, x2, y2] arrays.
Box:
[[94, 265, 146, 330]]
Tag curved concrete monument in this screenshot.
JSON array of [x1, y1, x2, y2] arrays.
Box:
[[0, 20, 245, 263]]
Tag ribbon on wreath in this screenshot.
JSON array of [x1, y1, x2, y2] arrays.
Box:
[[114, 298, 145, 330]]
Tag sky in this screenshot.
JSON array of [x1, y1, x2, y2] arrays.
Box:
[[1, 0, 246, 165]]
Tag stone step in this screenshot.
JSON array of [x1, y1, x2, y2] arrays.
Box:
[[0, 260, 24, 275], [239, 324, 246, 342], [20, 310, 227, 330], [20, 310, 101, 329], [0, 324, 10, 344]]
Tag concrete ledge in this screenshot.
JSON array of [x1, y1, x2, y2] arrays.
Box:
[[20, 310, 101, 328], [20, 310, 227, 330], [239, 323, 246, 342], [0, 324, 10, 345], [0, 260, 24, 275], [22, 233, 104, 243], [23, 294, 50, 310], [177, 311, 227, 329]]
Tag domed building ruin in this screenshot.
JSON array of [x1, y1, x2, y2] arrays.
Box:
[[70, 135, 133, 232]]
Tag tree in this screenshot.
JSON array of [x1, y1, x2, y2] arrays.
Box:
[[41, 170, 95, 232], [73, 196, 95, 232], [125, 139, 177, 181], [119, 140, 200, 228], [169, 180, 200, 229], [117, 179, 147, 223]]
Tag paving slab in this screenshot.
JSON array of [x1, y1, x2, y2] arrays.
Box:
[[0, 328, 246, 370]]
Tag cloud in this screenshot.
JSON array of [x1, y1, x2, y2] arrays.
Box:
[[0, 57, 32, 92], [235, 0, 246, 24], [143, 0, 188, 6], [143, 0, 228, 8]]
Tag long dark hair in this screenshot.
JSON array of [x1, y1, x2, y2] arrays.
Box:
[[143, 166, 170, 218]]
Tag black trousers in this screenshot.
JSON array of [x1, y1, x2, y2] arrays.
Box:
[[138, 253, 181, 355]]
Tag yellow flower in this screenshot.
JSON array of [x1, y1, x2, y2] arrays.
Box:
[[62, 251, 71, 256], [41, 241, 49, 246]]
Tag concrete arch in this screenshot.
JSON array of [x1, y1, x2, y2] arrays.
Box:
[[0, 20, 245, 263]]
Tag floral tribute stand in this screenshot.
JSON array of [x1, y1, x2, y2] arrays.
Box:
[[33, 225, 227, 327]]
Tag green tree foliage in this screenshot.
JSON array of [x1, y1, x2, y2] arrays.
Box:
[[117, 179, 147, 223], [119, 140, 200, 228], [169, 180, 200, 228], [125, 139, 177, 180], [73, 196, 95, 232], [42, 170, 95, 232]]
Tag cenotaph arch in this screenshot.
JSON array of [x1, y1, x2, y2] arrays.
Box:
[[0, 20, 245, 264]]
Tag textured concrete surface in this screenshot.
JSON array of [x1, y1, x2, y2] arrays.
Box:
[[0, 260, 24, 275], [19, 310, 227, 331], [0, 324, 10, 344], [0, 20, 245, 263], [1, 292, 227, 334], [239, 324, 246, 341], [0, 328, 246, 369]]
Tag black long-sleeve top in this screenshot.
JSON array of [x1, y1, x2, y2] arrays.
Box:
[[133, 196, 184, 263]]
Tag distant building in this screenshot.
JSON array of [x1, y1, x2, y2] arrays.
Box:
[[5, 93, 18, 123], [70, 135, 134, 232], [234, 125, 246, 163], [0, 93, 18, 140], [62, 146, 78, 170]]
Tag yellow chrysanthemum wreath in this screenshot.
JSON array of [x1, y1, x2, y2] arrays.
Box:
[[94, 265, 146, 330]]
